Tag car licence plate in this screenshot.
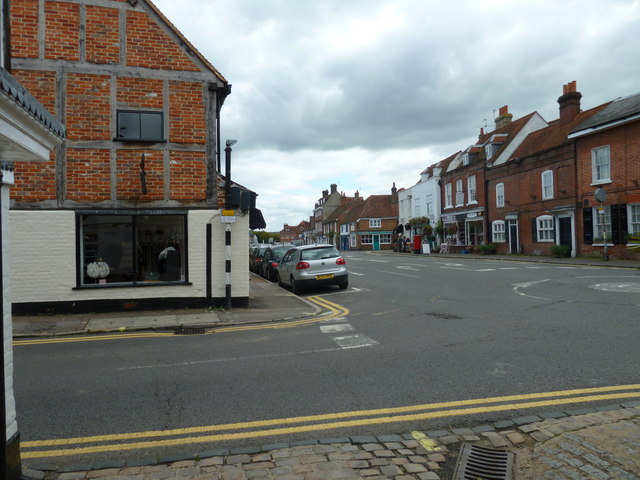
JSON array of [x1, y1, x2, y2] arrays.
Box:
[[316, 273, 334, 280]]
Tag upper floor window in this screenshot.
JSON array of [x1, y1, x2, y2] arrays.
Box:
[[414, 198, 421, 217], [592, 146, 611, 184], [426, 194, 433, 216], [468, 175, 477, 203], [492, 220, 506, 243], [541, 170, 554, 200], [369, 219, 381, 228], [462, 153, 470, 166], [496, 183, 504, 208], [445, 183, 453, 208], [485, 144, 496, 160], [536, 215, 555, 242], [116, 110, 164, 141], [455, 179, 464, 206]]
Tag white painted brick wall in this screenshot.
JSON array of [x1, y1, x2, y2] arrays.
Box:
[[3, 186, 17, 441], [9, 209, 250, 303]]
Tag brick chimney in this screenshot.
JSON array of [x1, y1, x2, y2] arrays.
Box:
[[495, 105, 513, 129], [391, 182, 398, 203], [558, 81, 582, 125], [322, 189, 328, 198]]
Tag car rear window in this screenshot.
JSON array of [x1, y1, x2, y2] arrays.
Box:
[[300, 247, 339, 261], [272, 246, 289, 259]]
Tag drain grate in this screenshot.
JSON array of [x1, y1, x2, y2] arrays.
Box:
[[174, 327, 206, 335], [452, 443, 515, 480]]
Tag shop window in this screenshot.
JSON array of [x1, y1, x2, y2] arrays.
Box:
[[79, 213, 186, 286], [116, 110, 164, 141], [361, 234, 373, 244], [380, 234, 392, 244]]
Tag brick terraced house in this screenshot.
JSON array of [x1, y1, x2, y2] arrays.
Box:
[[486, 82, 609, 257], [440, 106, 548, 250], [571, 90, 640, 259], [9, 0, 252, 313]]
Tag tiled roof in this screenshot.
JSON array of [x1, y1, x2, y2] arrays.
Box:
[[0, 67, 65, 138], [359, 195, 397, 219], [510, 103, 609, 161], [324, 197, 359, 223], [570, 91, 640, 135], [420, 152, 459, 176], [478, 112, 537, 160], [342, 199, 365, 224]]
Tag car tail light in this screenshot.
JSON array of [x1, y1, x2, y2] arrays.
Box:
[[270, 262, 278, 268], [336, 257, 346, 265], [296, 261, 310, 270]]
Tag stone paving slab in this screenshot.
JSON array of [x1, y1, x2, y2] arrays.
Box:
[[25, 405, 640, 480]]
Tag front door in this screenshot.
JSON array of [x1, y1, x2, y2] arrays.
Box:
[[509, 220, 518, 254], [373, 235, 380, 250], [559, 217, 572, 248]]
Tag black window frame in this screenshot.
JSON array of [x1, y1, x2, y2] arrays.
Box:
[[115, 110, 165, 142], [75, 210, 189, 289]]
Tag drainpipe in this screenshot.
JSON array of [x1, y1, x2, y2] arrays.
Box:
[[0, 169, 6, 479]]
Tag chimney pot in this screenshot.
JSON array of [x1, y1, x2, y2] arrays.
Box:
[[558, 81, 581, 125]]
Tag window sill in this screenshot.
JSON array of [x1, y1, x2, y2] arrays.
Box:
[[113, 137, 167, 143], [467, 201, 478, 206], [591, 243, 614, 247], [590, 180, 612, 186], [74, 281, 192, 290]]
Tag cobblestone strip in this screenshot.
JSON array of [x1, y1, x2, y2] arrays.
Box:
[[28, 406, 640, 480]]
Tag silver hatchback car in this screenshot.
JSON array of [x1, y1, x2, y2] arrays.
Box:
[[277, 244, 348, 294]]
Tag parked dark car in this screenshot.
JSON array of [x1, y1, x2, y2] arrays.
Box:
[[249, 244, 269, 273], [277, 244, 348, 293], [260, 244, 292, 281]]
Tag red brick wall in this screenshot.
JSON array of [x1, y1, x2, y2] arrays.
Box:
[[10, 0, 39, 58], [169, 81, 206, 143], [66, 74, 111, 141], [45, 1, 80, 61], [116, 150, 163, 201], [169, 151, 206, 200], [117, 77, 164, 109], [12, 70, 57, 115], [12, 155, 57, 202], [86, 5, 120, 64], [126, 11, 199, 72], [66, 149, 111, 202], [576, 121, 640, 258]]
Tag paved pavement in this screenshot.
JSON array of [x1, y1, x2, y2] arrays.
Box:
[[15, 254, 640, 479]]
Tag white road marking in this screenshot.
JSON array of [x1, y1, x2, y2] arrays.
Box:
[[377, 270, 419, 278], [590, 282, 640, 293], [118, 347, 350, 370], [368, 259, 390, 263], [397, 265, 420, 271], [320, 324, 355, 333], [332, 334, 379, 349], [499, 267, 519, 270], [512, 279, 551, 300], [350, 272, 365, 276], [320, 317, 348, 324]]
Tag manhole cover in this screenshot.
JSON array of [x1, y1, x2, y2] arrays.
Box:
[[453, 443, 515, 480]]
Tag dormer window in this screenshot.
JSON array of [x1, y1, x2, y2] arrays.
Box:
[[462, 153, 471, 166], [485, 143, 497, 160]]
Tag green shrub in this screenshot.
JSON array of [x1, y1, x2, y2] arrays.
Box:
[[551, 244, 571, 257], [478, 243, 497, 255]]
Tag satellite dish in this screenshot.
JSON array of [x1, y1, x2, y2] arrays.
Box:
[[594, 188, 607, 203]]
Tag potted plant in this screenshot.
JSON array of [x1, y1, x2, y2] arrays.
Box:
[[551, 244, 571, 257]]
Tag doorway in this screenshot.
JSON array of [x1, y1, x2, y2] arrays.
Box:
[[373, 235, 380, 250], [508, 220, 518, 254], [559, 217, 572, 249]]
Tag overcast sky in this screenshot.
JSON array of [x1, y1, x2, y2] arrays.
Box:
[[154, 0, 640, 231]]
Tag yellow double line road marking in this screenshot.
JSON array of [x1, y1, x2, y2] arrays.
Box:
[[14, 296, 349, 346], [21, 384, 640, 459]]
